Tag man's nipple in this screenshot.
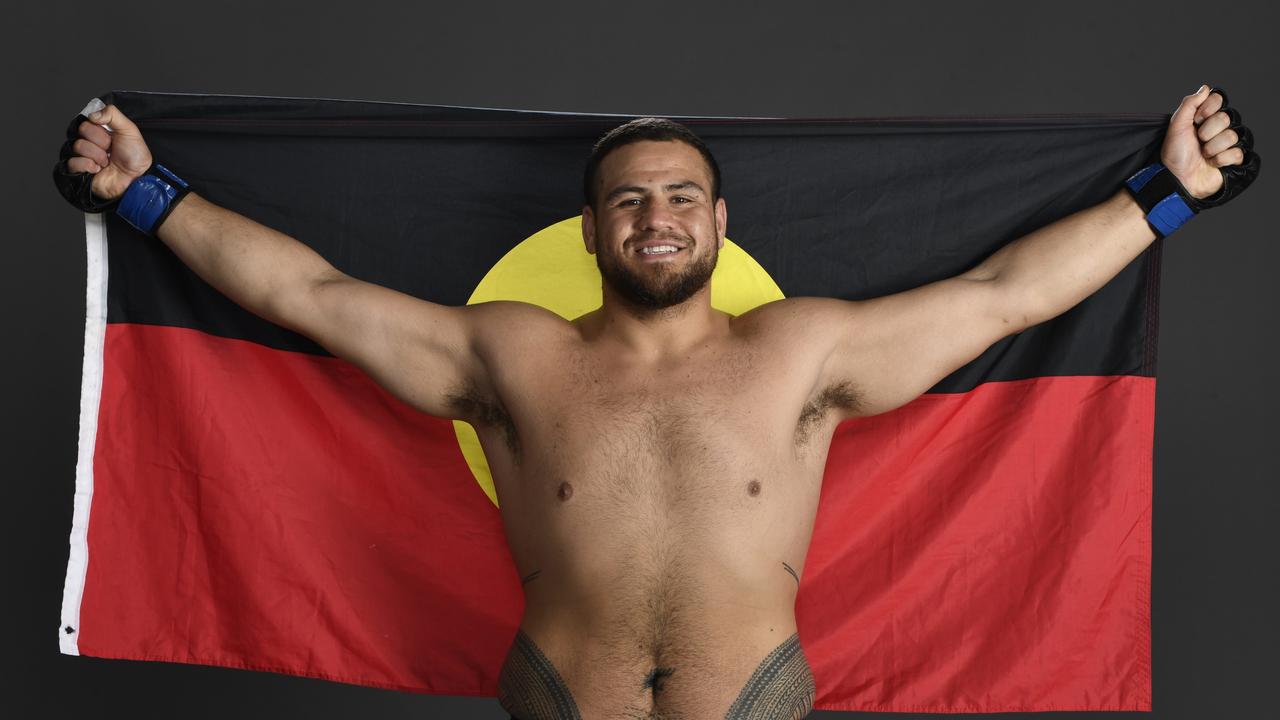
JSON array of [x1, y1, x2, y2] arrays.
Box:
[[557, 481, 574, 501], [747, 479, 762, 497]]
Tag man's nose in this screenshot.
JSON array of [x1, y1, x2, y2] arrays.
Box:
[[638, 200, 677, 231]]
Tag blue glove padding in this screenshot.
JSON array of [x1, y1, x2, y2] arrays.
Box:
[[116, 164, 190, 236], [1124, 163, 1197, 238]]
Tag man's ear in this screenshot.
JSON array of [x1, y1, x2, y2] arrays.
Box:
[[582, 204, 597, 254], [715, 196, 727, 249]]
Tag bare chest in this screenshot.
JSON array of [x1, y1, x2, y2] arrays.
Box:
[[527, 351, 806, 498]]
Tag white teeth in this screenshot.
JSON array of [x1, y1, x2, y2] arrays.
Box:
[[640, 245, 679, 255]]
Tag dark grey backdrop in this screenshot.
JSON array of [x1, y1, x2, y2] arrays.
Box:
[[5, 1, 1275, 717]]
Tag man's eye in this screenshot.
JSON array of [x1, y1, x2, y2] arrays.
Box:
[[620, 198, 642, 207], [672, 196, 691, 204]]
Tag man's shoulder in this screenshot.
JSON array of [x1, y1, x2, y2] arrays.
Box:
[[461, 301, 581, 360], [732, 296, 856, 334], [465, 298, 576, 324]]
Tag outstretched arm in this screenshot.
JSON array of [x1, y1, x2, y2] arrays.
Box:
[[821, 86, 1257, 417], [944, 84, 1242, 339], [63, 104, 485, 419]]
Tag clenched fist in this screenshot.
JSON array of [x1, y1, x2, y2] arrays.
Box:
[[53, 100, 156, 213], [69, 103, 152, 201], [1161, 85, 1260, 204]]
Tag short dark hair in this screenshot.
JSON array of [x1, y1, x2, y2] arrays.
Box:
[[583, 117, 721, 208]]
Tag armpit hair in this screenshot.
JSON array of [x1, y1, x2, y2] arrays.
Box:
[[447, 381, 520, 457], [794, 381, 860, 446]]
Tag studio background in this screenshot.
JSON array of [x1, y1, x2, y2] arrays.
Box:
[[4, 1, 1274, 717]]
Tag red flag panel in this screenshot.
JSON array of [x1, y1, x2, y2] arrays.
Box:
[[806, 375, 1152, 712], [79, 323, 520, 695]]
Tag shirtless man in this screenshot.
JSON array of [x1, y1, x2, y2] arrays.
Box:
[[56, 86, 1257, 720]]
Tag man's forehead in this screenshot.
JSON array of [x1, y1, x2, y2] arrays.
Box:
[[597, 140, 711, 188]]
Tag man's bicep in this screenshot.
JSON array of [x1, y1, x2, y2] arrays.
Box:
[[291, 273, 480, 419], [828, 276, 1017, 417]]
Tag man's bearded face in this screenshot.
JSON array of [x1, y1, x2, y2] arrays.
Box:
[[587, 140, 724, 311], [594, 227, 719, 310]]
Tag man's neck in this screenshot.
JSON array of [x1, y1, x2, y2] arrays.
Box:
[[580, 286, 730, 360]]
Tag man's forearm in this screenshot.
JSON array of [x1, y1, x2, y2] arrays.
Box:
[[968, 189, 1156, 327], [155, 193, 340, 328]]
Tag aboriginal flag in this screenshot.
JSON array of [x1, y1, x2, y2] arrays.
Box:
[[59, 91, 1166, 712]]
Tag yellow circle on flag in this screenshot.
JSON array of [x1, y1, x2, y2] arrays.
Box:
[[455, 216, 785, 506]]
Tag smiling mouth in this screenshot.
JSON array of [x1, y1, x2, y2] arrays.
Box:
[[637, 245, 683, 256]]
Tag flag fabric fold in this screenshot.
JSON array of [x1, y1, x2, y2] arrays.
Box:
[[60, 91, 1165, 711]]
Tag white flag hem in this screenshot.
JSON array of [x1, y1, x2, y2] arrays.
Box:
[[59, 212, 109, 655]]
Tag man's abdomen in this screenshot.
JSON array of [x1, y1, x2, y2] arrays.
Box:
[[497, 618, 815, 720], [499, 538, 816, 719]]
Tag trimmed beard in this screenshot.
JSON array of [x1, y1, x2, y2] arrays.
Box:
[[596, 235, 718, 311]]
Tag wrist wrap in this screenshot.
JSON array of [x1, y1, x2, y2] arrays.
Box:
[[117, 164, 190, 236], [1124, 163, 1198, 238]]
